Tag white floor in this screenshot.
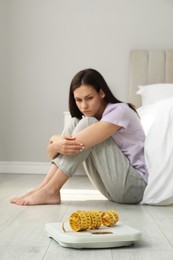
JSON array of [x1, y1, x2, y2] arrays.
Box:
[[0, 173, 173, 260]]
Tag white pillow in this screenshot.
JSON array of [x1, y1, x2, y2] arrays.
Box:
[[137, 84, 173, 106]]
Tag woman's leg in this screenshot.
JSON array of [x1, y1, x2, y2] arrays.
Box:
[[10, 163, 58, 203], [10, 118, 94, 205], [54, 117, 146, 204], [11, 167, 69, 205], [84, 137, 147, 204], [10, 118, 81, 204], [11, 116, 146, 205]]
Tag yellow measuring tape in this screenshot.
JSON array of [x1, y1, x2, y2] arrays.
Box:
[[62, 210, 119, 232]]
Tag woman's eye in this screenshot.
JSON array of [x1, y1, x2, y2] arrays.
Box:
[[87, 96, 93, 100]]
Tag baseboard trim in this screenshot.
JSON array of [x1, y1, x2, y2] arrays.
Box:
[[0, 161, 86, 175], [0, 161, 50, 174]]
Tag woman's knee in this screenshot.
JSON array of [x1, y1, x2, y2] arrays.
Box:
[[79, 116, 98, 125], [62, 117, 80, 135], [73, 117, 98, 133]]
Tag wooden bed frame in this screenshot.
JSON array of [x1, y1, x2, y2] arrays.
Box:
[[128, 50, 173, 108]]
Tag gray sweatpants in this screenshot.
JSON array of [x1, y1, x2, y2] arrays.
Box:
[[53, 117, 146, 204]]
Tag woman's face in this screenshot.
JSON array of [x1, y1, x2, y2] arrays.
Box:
[[73, 84, 106, 119]]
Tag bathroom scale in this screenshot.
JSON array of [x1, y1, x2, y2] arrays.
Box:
[[45, 222, 141, 249]]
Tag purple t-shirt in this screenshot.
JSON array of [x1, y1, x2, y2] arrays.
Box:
[[101, 103, 148, 183]]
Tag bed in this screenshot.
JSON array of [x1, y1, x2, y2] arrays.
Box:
[[128, 50, 173, 205]]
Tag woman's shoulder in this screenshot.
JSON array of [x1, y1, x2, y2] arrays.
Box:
[[102, 103, 137, 122], [104, 103, 129, 114]]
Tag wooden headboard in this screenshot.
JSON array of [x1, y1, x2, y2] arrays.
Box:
[[128, 50, 173, 108]]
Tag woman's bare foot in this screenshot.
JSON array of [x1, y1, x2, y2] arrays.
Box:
[[10, 164, 58, 203], [10, 182, 47, 203], [11, 167, 68, 206], [10, 182, 48, 203], [10, 188, 35, 203], [11, 188, 61, 206]]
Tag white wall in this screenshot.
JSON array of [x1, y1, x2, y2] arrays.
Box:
[[1, 0, 173, 171]]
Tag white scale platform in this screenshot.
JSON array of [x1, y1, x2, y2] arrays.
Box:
[[45, 222, 141, 249]]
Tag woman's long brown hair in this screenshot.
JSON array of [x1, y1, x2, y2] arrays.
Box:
[[69, 68, 137, 119]]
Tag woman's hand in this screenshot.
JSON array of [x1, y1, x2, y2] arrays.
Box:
[[47, 135, 85, 159]]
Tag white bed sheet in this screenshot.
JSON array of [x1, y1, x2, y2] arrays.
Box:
[[137, 97, 173, 205]]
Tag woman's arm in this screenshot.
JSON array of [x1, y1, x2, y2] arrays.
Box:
[[48, 121, 120, 159], [72, 121, 121, 149], [47, 135, 84, 159]]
